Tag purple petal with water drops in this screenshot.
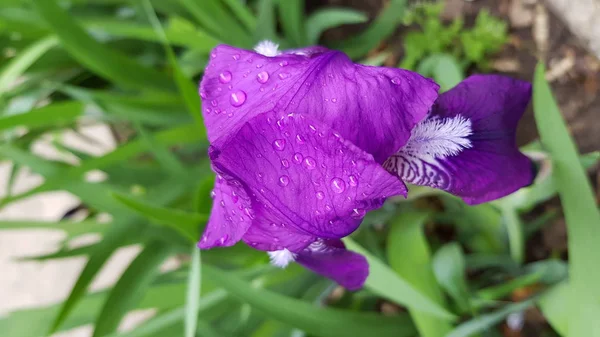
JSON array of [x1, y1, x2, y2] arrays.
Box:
[[210, 111, 407, 247], [197, 171, 254, 249], [200, 45, 438, 163], [384, 75, 534, 204], [296, 239, 368, 290]]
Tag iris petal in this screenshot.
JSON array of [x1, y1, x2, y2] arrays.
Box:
[[385, 75, 534, 204], [200, 44, 438, 162], [210, 111, 407, 250]]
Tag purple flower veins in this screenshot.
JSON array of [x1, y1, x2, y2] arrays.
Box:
[[197, 41, 534, 290]]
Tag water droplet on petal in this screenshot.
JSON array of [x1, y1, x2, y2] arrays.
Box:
[[330, 177, 346, 193], [296, 134, 306, 144], [316, 191, 324, 200], [281, 159, 290, 168], [210, 51, 217, 59], [278, 175, 290, 186], [278, 72, 289, 80], [303, 157, 316, 169], [220, 200, 226, 207], [219, 71, 232, 83], [352, 208, 366, 218], [331, 98, 337, 103], [232, 54, 240, 60], [272, 139, 286, 151], [325, 204, 332, 211], [210, 100, 217, 107], [279, 60, 288, 67], [308, 125, 317, 133], [230, 90, 247, 107], [293, 153, 303, 164], [210, 190, 216, 198], [231, 190, 239, 203], [200, 91, 207, 99], [348, 175, 358, 187], [219, 235, 228, 244], [391, 77, 401, 85], [257, 71, 269, 83]]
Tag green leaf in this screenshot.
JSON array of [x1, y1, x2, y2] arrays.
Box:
[[343, 237, 456, 320], [432, 243, 470, 312], [0, 101, 83, 131], [332, 0, 406, 59], [305, 8, 368, 45], [32, 0, 174, 92], [202, 265, 416, 337], [93, 240, 171, 337], [538, 281, 569, 336], [446, 298, 535, 337], [185, 247, 201, 337], [277, 0, 306, 46], [533, 63, 600, 337], [254, 0, 277, 42], [387, 212, 453, 337], [500, 204, 524, 264], [112, 192, 206, 242], [220, 0, 257, 31], [417, 54, 464, 92], [0, 219, 108, 238], [0, 36, 58, 96]]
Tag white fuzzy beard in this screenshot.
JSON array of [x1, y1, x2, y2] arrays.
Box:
[[254, 40, 280, 57], [267, 249, 296, 268]]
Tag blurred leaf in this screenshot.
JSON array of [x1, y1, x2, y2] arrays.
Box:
[[446, 298, 535, 337], [93, 240, 171, 336], [417, 53, 463, 92], [221, 0, 257, 31], [254, 0, 277, 42], [332, 0, 406, 59], [500, 204, 524, 264], [277, 0, 306, 46], [538, 281, 569, 336], [185, 247, 201, 337], [432, 243, 470, 312], [32, 0, 174, 92], [0, 219, 108, 238], [305, 8, 367, 45], [203, 265, 416, 337], [344, 238, 456, 320], [133, 121, 186, 175], [533, 63, 600, 336], [387, 212, 452, 337], [0, 101, 83, 131], [0, 36, 58, 97]]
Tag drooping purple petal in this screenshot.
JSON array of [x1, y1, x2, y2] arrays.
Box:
[[197, 171, 254, 249], [210, 111, 407, 250], [384, 75, 534, 204], [200, 44, 438, 163], [296, 239, 369, 290]]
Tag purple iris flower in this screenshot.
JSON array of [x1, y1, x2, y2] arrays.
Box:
[[197, 41, 533, 290]]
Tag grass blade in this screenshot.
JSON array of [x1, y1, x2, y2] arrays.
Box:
[[277, 0, 306, 46], [220, 0, 257, 31], [343, 237, 456, 320], [0, 101, 83, 131], [93, 240, 171, 337], [254, 0, 277, 42], [202, 265, 417, 337], [305, 8, 368, 45], [32, 0, 174, 92], [387, 212, 453, 337], [533, 63, 600, 337], [432, 243, 470, 312], [185, 247, 201, 337]]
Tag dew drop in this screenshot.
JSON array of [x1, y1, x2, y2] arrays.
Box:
[[330, 177, 346, 193], [219, 71, 232, 83], [232, 54, 240, 60], [352, 208, 366, 218], [219, 235, 228, 244], [279, 60, 288, 67], [210, 190, 216, 199], [220, 200, 226, 207], [231, 190, 239, 203], [308, 125, 317, 133], [391, 77, 401, 85], [278, 175, 290, 186], [293, 153, 303, 164], [303, 156, 316, 169], [210, 51, 217, 59], [281, 159, 290, 168], [257, 71, 269, 83], [278, 72, 289, 80], [296, 134, 306, 144], [331, 98, 337, 103], [316, 191, 325, 200], [273, 139, 286, 151], [348, 175, 358, 187], [325, 204, 332, 211], [200, 91, 207, 99], [230, 90, 247, 107]]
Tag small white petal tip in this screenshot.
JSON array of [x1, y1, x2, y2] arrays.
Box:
[[254, 40, 280, 57], [267, 249, 296, 268]]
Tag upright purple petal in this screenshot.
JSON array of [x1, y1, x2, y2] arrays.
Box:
[[296, 239, 369, 290], [198, 171, 254, 249], [210, 111, 407, 250], [385, 75, 534, 204], [200, 45, 438, 162]]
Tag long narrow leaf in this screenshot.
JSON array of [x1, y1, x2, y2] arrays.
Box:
[[305, 8, 368, 45], [185, 247, 201, 337], [533, 63, 600, 337]]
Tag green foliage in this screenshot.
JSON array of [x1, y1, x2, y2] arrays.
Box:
[[0, 1, 596, 337], [402, 2, 508, 76]]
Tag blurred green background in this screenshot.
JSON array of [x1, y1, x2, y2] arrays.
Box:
[[0, 1, 599, 337]]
